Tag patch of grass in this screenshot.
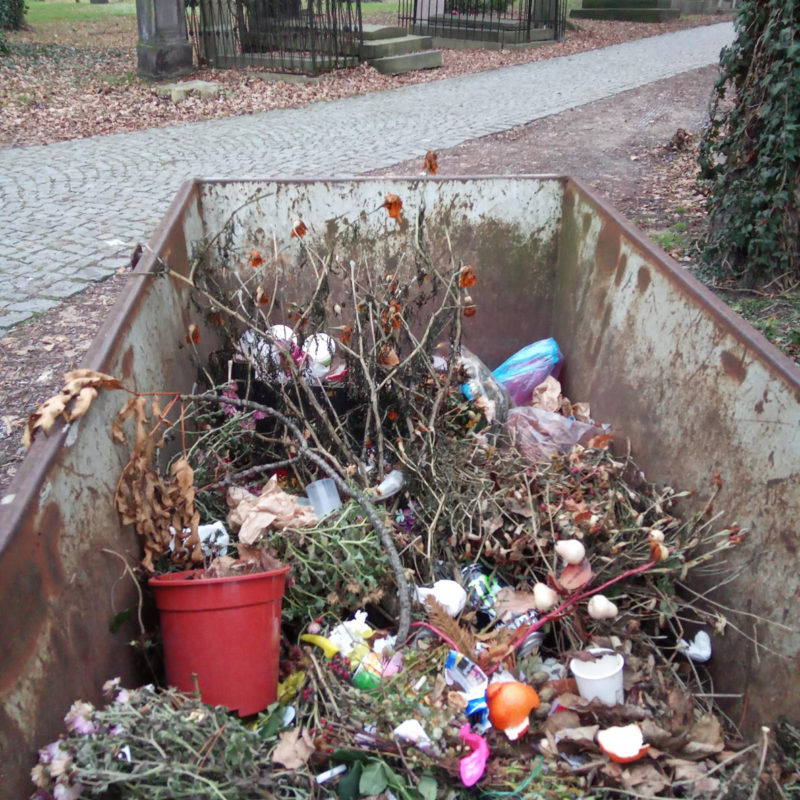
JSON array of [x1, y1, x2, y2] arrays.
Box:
[[650, 228, 689, 253], [360, 1, 398, 24], [24, 1, 136, 25], [725, 293, 800, 361], [97, 68, 135, 85], [2, 39, 129, 63]]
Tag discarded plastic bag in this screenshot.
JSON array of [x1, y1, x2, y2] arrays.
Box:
[[506, 406, 605, 462], [492, 338, 563, 406], [458, 346, 510, 425]]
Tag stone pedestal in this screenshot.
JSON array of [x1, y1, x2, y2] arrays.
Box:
[[136, 0, 194, 80]]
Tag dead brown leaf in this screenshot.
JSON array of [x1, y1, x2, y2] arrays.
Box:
[[63, 368, 124, 393], [667, 687, 694, 732], [587, 432, 613, 450], [422, 150, 438, 175], [482, 515, 504, 536], [543, 678, 579, 697], [554, 691, 591, 711], [459, 264, 477, 288], [554, 724, 599, 749], [23, 369, 124, 448], [382, 193, 403, 223], [271, 727, 315, 769], [557, 559, 594, 592], [621, 762, 669, 795], [377, 346, 400, 368], [640, 718, 675, 748], [494, 587, 538, 619], [681, 714, 725, 759], [670, 759, 708, 782], [66, 386, 97, 422], [542, 710, 581, 735], [693, 776, 721, 794]]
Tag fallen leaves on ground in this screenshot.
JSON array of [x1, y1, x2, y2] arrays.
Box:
[[0, 16, 730, 149]]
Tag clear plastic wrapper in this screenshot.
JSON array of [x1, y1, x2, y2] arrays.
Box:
[[506, 406, 606, 462]]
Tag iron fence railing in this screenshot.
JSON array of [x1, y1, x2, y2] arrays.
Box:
[[187, 0, 362, 74], [398, 0, 565, 45]]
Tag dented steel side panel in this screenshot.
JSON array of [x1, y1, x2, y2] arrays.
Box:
[[556, 179, 800, 734], [0, 181, 205, 798]]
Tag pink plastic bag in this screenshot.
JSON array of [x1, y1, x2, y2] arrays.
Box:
[[506, 406, 605, 462]]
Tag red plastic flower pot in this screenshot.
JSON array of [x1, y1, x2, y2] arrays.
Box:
[[149, 566, 290, 716]]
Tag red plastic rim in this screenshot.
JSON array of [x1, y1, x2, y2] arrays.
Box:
[[149, 565, 290, 587]]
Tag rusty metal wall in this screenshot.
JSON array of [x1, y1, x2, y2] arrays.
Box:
[[1, 176, 798, 795], [0, 183, 209, 798], [555, 179, 800, 735], [192, 177, 566, 366]]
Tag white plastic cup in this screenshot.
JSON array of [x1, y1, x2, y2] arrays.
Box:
[[306, 478, 342, 519], [569, 648, 625, 706]]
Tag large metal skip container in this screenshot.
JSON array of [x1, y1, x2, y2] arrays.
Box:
[[1, 176, 798, 796]]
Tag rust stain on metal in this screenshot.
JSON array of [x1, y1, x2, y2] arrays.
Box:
[[563, 185, 575, 214], [720, 349, 748, 383], [39, 501, 67, 591], [599, 303, 612, 337], [614, 253, 628, 287], [0, 502, 64, 692], [779, 529, 798, 557], [637, 266, 651, 293], [120, 345, 135, 381], [596, 222, 621, 273], [0, 560, 46, 693]]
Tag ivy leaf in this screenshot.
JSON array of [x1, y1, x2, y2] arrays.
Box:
[[418, 775, 438, 800], [338, 761, 363, 800], [359, 761, 389, 796], [256, 703, 288, 739], [109, 608, 132, 633]]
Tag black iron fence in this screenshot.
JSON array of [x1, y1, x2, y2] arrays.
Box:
[[398, 0, 566, 46], [187, 0, 362, 74]]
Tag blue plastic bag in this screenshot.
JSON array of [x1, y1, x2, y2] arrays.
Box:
[[492, 338, 563, 406]]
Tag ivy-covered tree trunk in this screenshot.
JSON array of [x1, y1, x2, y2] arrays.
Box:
[[0, 0, 27, 53], [699, 0, 800, 288]]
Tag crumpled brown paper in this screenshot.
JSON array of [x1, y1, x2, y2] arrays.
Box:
[[227, 475, 318, 545]]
